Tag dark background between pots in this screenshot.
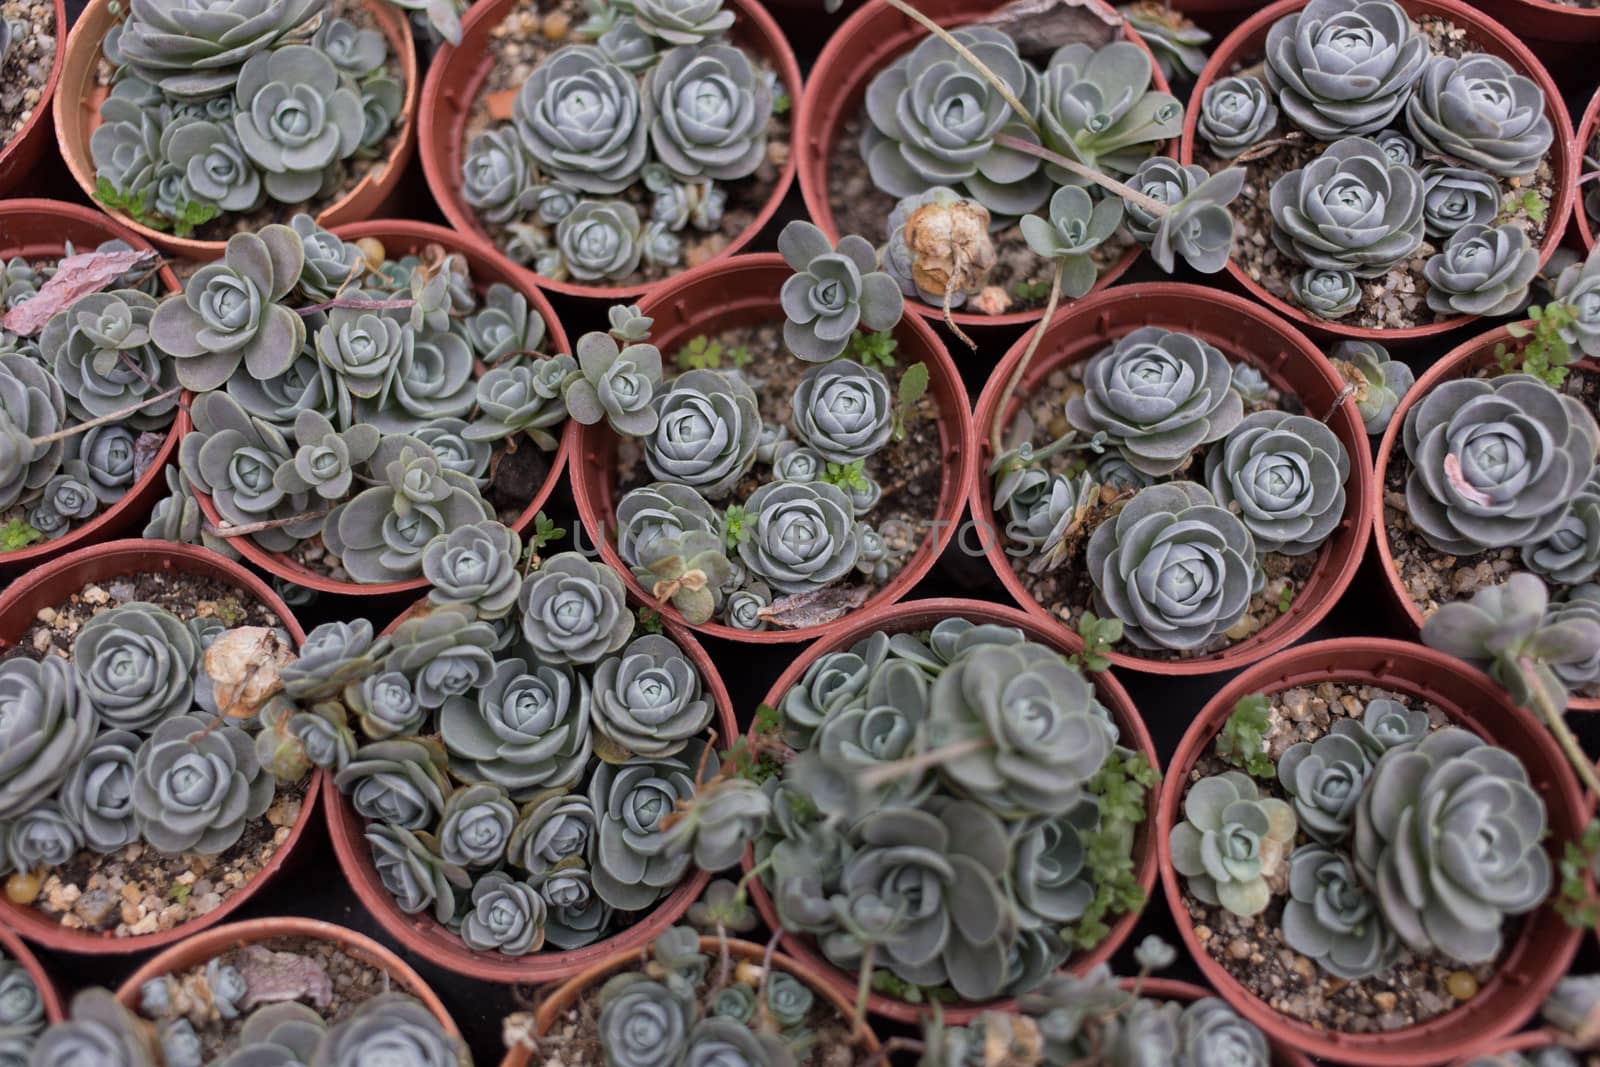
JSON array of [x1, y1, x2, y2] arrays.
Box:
[[15, 2, 1600, 1061]]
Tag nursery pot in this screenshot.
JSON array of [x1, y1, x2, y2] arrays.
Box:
[[1576, 87, 1598, 255], [1155, 638, 1587, 1066], [1370, 324, 1600, 711], [0, 0, 67, 199], [1179, 0, 1577, 346], [418, 0, 801, 305], [569, 252, 976, 644], [969, 282, 1373, 677], [325, 601, 738, 983], [0, 199, 186, 575], [796, 0, 1166, 333], [742, 597, 1160, 1026], [500, 935, 885, 1067], [188, 218, 572, 600], [113, 916, 462, 1040], [1471, 1, 1600, 84], [0, 539, 324, 956], [0, 925, 63, 1026], [53, 0, 418, 261]]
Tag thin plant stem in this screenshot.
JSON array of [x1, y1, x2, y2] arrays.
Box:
[[204, 509, 331, 538], [876, 0, 1041, 138], [295, 296, 415, 316], [1518, 656, 1600, 796], [852, 943, 876, 1041], [996, 134, 1170, 215], [118, 350, 190, 416], [29, 385, 183, 446], [943, 275, 977, 351], [858, 735, 991, 791], [988, 262, 1064, 455]]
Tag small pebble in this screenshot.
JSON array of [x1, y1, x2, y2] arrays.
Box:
[[5, 872, 40, 905], [1447, 971, 1479, 1001]]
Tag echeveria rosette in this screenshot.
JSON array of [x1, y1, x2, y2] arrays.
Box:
[[1282, 844, 1398, 980], [71, 601, 198, 731], [1203, 410, 1350, 556], [1525, 473, 1600, 586], [1262, 0, 1428, 140], [542, 867, 612, 949], [113, 0, 321, 98], [440, 657, 592, 795], [645, 368, 760, 498], [312, 296, 408, 405], [1353, 727, 1551, 964], [370, 327, 478, 433], [1405, 52, 1553, 179], [1020, 185, 1124, 299], [435, 782, 516, 870], [465, 283, 547, 368], [1292, 268, 1361, 320], [557, 200, 645, 283], [281, 618, 380, 704], [42, 288, 178, 430], [180, 391, 307, 552], [0, 354, 65, 512], [9, 802, 83, 871], [273, 409, 380, 502], [466, 355, 575, 450], [1037, 40, 1183, 180], [1013, 801, 1099, 932], [1544, 586, 1600, 692], [660, 776, 771, 872], [1001, 469, 1099, 573], [615, 482, 720, 570], [1419, 164, 1501, 241], [423, 520, 522, 620], [29, 989, 158, 1067], [508, 791, 595, 877], [1423, 223, 1539, 318], [1168, 770, 1297, 915], [644, 42, 771, 182], [287, 214, 363, 304], [232, 46, 364, 204], [859, 26, 1048, 217], [737, 480, 862, 595], [778, 221, 904, 364], [591, 635, 712, 760], [132, 713, 275, 855], [810, 657, 930, 807], [60, 729, 141, 853], [514, 45, 648, 195], [518, 552, 635, 666], [1401, 373, 1600, 555], [625, 525, 732, 627], [66, 424, 140, 506], [458, 870, 547, 956], [926, 640, 1113, 818], [1277, 732, 1370, 845], [1065, 326, 1244, 477], [462, 127, 536, 227], [790, 359, 893, 464], [1269, 136, 1425, 278], [366, 823, 467, 924], [1087, 481, 1256, 651], [1197, 75, 1277, 159], [344, 671, 423, 741], [310, 992, 469, 1067], [335, 738, 451, 830], [162, 118, 262, 215], [1328, 338, 1412, 436], [385, 605, 499, 709], [565, 329, 663, 437], [589, 742, 710, 911], [150, 224, 305, 392], [597, 976, 692, 1067]]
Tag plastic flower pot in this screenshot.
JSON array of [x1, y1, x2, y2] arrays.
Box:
[[52, 0, 418, 261], [1472, 1, 1600, 84], [797, 0, 1169, 333], [113, 915, 462, 1041], [969, 282, 1373, 677], [418, 0, 800, 305], [1179, 0, 1577, 346], [500, 935, 885, 1067], [568, 252, 975, 644], [1155, 637, 1587, 1067], [325, 599, 738, 984], [742, 596, 1159, 1025], [1576, 87, 1598, 255], [0, 199, 186, 576], [0, 925, 63, 1026], [1370, 324, 1600, 712], [0, 0, 67, 199], [187, 218, 572, 601], [0, 539, 324, 956]]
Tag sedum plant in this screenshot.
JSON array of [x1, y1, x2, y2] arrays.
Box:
[[1282, 844, 1398, 980], [1203, 411, 1349, 556], [1036, 41, 1183, 181], [1197, 75, 1277, 159], [778, 221, 903, 363], [1270, 137, 1425, 278], [1327, 339, 1412, 436], [1423, 223, 1538, 318]]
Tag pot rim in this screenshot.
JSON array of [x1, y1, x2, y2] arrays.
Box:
[[0, 0, 69, 195], [1577, 88, 1599, 253], [0, 925, 64, 1025]]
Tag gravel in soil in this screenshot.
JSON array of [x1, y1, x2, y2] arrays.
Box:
[[139, 935, 396, 1060], [615, 320, 945, 611], [1182, 681, 1500, 1033], [521, 947, 872, 1067], [1006, 357, 1320, 662], [1198, 16, 1554, 332], [0, 0, 55, 152], [465, 0, 791, 287], [1, 569, 305, 937]]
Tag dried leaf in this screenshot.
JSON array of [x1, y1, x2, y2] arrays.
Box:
[[485, 87, 518, 121], [976, 0, 1118, 52], [757, 585, 871, 629], [205, 626, 295, 719], [236, 945, 334, 1010], [2, 249, 160, 336], [133, 431, 167, 480]]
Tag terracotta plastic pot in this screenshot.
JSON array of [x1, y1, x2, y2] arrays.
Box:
[[0, 0, 67, 199], [0, 926, 63, 1025], [0, 539, 324, 955], [970, 282, 1373, 677], [1472, 1, 1600, 85], [189, 218, 572, 600], [114, 916, 461, 1040], [1576, 87, 1598, 255], [0, 199, 186, 575], [326, 600, 737, 983], [1370, 323, 1600, 712], [1180, 0, 1576, 346], [742, 597, 1159, 1025], [1156, 638, 1587, 1066], [797, 0, 1166, 333], [419, 0, 800, 304], [570, 252, 975, 644], [500, 935, 884, 1067], [53, 0, 418, 261]]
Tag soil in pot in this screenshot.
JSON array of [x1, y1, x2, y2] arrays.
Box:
[[1174, 680, 1500, 1034], [1193, 12, 1554, 331], [0, 568, 306, 938], [459, 0, 791, 289], [0, 0, 57, 157]]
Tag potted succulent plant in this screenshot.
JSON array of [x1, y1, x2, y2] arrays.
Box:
[[53, 0, 417, 258], [569, 230, 975, 641], [733, 597, 1159, 1024], [315, 517, 743, 983], [138, 217, 573, 598], [970, 282, 1372, 677], [32, 916, 469, 1065], [500, 927, 883, 1067], [0, 538, 325, 956], [1156, 638, 1587, 1066], [1179, 0, 1575, 344], [0, 0, 66, 199], [0, 199, 187, 572], [797, 0, 1185, 331], [0, 925, 63, 1064], [419, 0, 800, 303]]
